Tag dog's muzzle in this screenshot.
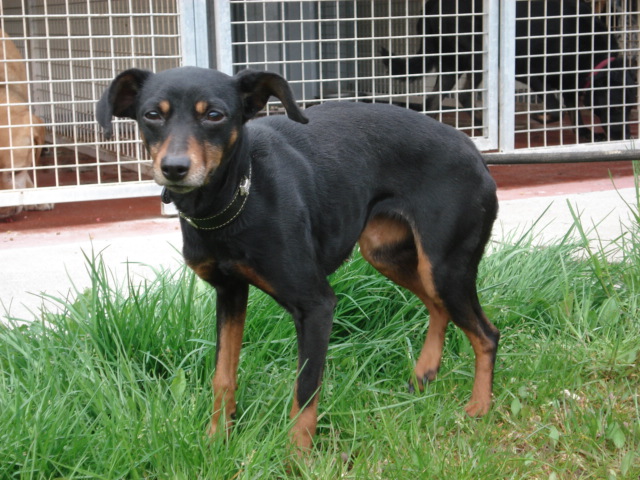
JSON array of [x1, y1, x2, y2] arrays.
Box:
[[161, 155, 191, 182]]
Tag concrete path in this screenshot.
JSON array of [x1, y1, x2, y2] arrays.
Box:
[[1, 186, 637, 323]]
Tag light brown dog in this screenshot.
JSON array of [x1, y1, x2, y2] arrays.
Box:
[[0, 30, 50, 218]]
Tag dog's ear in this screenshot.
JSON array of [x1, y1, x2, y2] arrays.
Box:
[[96, 68, 153, 138], [235, 69, 308, 124]]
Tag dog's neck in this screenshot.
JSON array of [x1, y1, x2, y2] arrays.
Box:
[[163, 128, 252, 227]]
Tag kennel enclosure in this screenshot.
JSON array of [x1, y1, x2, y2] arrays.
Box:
[[1, 0, 638, 210]]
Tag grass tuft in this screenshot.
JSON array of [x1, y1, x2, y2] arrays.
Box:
[[2, 177, 639, 478]]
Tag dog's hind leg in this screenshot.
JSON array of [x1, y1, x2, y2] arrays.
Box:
[[359, 213, 499, 416], [458, 73, 486, 127], [415, 233, 500, 417], [426, 72, 460, 113], [358, 215, 450, 388]]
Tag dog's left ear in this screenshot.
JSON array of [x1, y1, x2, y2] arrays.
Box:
[[96, 68, 153, 138], [235, 69, 309, 124]]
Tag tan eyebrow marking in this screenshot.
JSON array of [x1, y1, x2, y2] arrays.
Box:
[[158, 100, 171, 115], [195, 101, 208, 115]]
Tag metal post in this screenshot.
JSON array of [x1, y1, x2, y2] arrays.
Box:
[[499, 0, 516, 152], [162, 0, 210, 216], [213, 0, 233, 74], [484, 0, 500, 151], [179, 0, 210, 67]]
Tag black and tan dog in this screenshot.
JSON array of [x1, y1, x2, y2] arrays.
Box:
[[382, 0, 636, 141], [97, 67, 499, 451]]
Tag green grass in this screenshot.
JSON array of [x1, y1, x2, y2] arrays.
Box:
[[2, 187, 640, 479]]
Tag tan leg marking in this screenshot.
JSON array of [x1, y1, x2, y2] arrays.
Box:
[[289, 389, 319, 453], [414, 298, 450, 386], [360, 218, 450, 385], [358, 215, 418, 290], [208, 316, 245, 437], [413, 234, 441, 302], [359, 215, 412, 252], [463, 323, 495, 417], [360, 215, 496, 416], [234, 264, 276, 296], [187, 259, 216, 281], [412, 237, 450, 385]]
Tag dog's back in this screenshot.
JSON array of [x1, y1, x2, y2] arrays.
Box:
[[1, 30, 29, 99], [264, 101, 487, 173], [250, 101, 494, 214], [246, 101, 497, 274]]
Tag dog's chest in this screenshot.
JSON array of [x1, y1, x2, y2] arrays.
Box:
[[182, 232, 274, 291]]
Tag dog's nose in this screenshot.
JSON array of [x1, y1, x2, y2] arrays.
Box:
[[161, 156, 190, 181]]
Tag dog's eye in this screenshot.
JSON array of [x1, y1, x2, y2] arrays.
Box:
[[205, 110, 224, 122], [144, 111, 162, 121]]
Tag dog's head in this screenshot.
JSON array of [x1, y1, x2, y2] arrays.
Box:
[[97, 67, 308, 193], [585, 57, 637, 141]]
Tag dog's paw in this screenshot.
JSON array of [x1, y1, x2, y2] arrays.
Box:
[[25, 203, 55, 212], [593, 133, 607, 142], [464, 398, 491, 417], [0, 206, 23, 219], [207, 411, 236, 439], [408, 369, 438, 393]]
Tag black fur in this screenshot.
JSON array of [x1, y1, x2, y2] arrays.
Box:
[[97, 66, 499, 449], [382, 0, 636, 141]]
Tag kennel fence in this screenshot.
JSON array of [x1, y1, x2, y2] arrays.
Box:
[[218, 0, 638, 155], [0, 0, 186, 210], [1, 0, 638, 212]]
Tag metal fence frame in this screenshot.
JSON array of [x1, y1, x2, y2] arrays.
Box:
[[213, 0, 638, 159], [0, 0, 207, 210]]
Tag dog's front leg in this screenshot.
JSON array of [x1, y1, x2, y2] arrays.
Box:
[[208, 281, 249, 438], [289, 290, 336, 452]]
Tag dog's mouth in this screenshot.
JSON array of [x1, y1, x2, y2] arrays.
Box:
[[149, 138, 222, 193], [156, 179, 200, 194], [160, 183, 199, 194], [152, 166, 208, 194]]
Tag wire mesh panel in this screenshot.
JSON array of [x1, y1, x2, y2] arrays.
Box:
[[2, 0, 637, 218], [513, 0, 639, 151], [377, 0, 495, 142], [0, 0, 182, 213], [225, 0, 498, 150]]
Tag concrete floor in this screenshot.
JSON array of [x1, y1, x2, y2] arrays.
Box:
[[1, 161, 638, 323]]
